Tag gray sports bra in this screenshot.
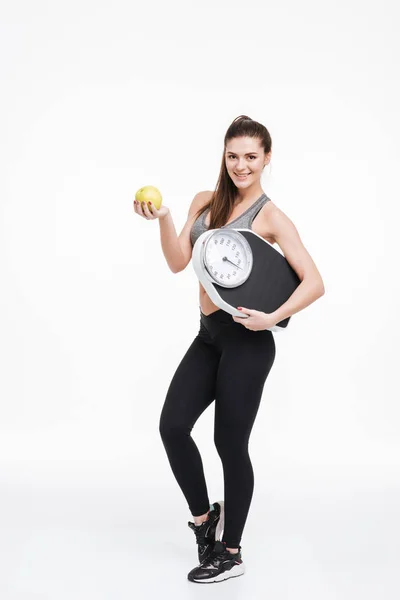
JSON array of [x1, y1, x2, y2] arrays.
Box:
[[190, 192, 271, 247]]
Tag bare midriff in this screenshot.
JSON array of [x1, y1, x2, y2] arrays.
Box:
[[199, 200, 275, 316]]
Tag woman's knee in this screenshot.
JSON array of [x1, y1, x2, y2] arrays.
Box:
[[159, 413, 190, 442], [214, 428, 249, 457]]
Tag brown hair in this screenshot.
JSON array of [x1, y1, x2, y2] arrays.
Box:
[[193, 115, 272, 229]]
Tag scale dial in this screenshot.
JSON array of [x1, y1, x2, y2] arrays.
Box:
[[202, 229, 253, 288]]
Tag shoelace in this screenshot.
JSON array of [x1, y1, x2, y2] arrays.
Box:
[[207, 542, 241, 563], [204, 547, 231, 567], [189, 521, 208, 549]]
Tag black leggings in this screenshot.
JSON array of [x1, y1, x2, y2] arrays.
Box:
[[159, 308, 276, 548]]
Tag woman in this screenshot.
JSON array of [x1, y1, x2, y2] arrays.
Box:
[[133, 115, 325, 583]]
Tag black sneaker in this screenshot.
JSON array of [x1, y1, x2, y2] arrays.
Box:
[[187, 500, 225, 564], [187, 540, 245, 584]]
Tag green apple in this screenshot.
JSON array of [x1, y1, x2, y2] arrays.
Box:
[[135, 185, 162, 209]]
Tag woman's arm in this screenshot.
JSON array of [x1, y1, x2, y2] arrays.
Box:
[[267, 206, 325, 323], [159, 191, 210, 273], [158, 210, 186, 273]]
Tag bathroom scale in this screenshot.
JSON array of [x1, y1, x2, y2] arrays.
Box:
[[192, 228, 301, 332]]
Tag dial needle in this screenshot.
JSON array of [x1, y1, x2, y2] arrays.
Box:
[[222, 256, 243, 270]]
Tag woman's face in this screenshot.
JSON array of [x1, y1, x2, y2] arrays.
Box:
[[225, 136, 270, 187]]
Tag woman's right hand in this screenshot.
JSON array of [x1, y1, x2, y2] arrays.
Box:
[[133, 199, 170, 221]]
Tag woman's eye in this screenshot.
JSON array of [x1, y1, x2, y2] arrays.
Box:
[[229, 155, 256, 159]]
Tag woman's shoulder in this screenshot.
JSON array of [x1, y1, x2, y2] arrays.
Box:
[[187, 190, 213, 223], [260, 200, 303, 246], [197, 190, 214, 206], [260, 197, 278, 219], [259, 198, 281, 241], [191, 190, 213, 215]]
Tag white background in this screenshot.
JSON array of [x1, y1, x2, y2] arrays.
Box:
[[1, 0, 399, 598]]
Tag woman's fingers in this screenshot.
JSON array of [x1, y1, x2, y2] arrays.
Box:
[[134, 200, 151, 218], [133, 199, 164, 220], [143, 202, 154, 217]]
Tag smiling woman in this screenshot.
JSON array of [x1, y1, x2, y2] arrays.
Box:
[[137, 114, 325, 584]]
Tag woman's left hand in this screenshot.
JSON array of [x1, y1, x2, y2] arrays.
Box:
[[232, 307, 277, 331]]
